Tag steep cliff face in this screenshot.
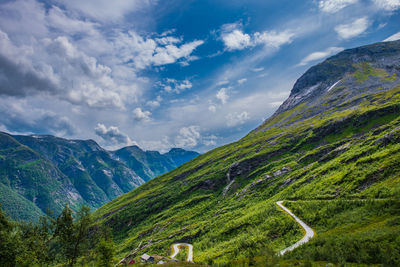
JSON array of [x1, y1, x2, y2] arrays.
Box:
[[93, 40, 400, 265], [0, 133, 199, 221]]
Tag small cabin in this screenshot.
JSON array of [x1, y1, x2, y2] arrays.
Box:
[[140, 254, 155, 263]]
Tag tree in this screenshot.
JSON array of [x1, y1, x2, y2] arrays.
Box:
[[55, 204, 92, 266], [96, 237, 115, 267], [0, 206, 19, 267]]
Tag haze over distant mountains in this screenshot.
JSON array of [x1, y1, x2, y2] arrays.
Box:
[[0, 132, 199, 221]]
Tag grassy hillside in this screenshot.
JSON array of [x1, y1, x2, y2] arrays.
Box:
[[93, 40, 400, 265], [0, 132, 198, 222]]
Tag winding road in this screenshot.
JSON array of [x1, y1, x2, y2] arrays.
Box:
[[276, 201, 315, 255], [171, 243, 193, 262]]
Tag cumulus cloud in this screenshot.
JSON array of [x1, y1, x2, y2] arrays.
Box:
[[373, 0, 400, 11], [160, 79, 193, 93], [253, 30, 295, 48], [47, 6, 99, 35], [299, 47, 344, 66], [221, 28, 252, 50], [175, 126, 201, 148], [216, 87, 230, 104], [0, 16, 138, 109], [146, 96, 162, 108], [220, 23, 294, 51], [94, 123, 135, 146], [55, 0, 155, 21], [0, 100, 75, 136], [0, 0, 203, 112], [318, 0, 358, 13], [174, 125, 216, 148], [226, 111, 250, 127], [335, 17, 369, 39], [115, 31, 204, 69], [384, 32, 400, 41], [132, 107, 151, 121], [0, 30, 57, 97]]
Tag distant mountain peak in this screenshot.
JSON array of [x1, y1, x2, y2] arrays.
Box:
[[0, 132, 199, 221]]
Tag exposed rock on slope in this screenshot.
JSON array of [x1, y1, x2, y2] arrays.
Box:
[[93, 40, 400, 264], [0, 132, 199, 220]]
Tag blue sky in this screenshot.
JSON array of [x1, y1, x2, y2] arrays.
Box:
[[0, 0, 399, 152]]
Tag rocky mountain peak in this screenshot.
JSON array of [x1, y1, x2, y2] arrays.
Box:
[[275, 40, 400, 116]]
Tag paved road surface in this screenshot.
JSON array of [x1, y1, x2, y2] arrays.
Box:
[[276, 201, 315, 255], [171, 243, 193, 262]]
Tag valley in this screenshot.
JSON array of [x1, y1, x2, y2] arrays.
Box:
[[91, 40, 400, 265], [0, 133, 199, 221]]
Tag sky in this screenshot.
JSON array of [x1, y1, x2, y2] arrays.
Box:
[[0, 0, 399, 153]]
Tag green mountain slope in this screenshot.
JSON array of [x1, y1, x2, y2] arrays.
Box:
[[113, 147, 200, 182], [0, 133, 199, 221], [93, 40, 400, 265]]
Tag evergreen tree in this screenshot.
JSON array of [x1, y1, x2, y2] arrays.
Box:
[[70, 205, 91, 266], [55, 204, 75, 264], [0, 206, 19, 267], [54, 204, 92, 266], [96, 237, 115, 267]]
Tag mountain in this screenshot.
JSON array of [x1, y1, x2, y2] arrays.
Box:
[[113, 147, 200, 182], [93, 40, 400, 265], [0, 133, 199, 221]]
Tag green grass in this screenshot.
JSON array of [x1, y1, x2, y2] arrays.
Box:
[[353, 62, 388, 83], [283, 199, 400, 265], [90, 53, 400, 266]]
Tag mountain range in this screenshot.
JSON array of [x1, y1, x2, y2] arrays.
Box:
[[0, 132, 199, 221], [92, 40, 400, 265]]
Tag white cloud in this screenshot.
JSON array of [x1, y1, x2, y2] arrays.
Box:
[[0, 29, 133, 109], [139, 136, 172, 153], [318, 0, 358, 13], [115, 31, 204, 69], [334, 17, 369, 39], [175, 126, 201, 148], [216, 80, 229, 86], [373, 0, 400, 11], [132, 107, 151, 121], [220, 23, 294, 51], [173, 125, 216, 148], [47, 6, 99, 35], [226, 111, 250, 127], [0, 0, 204, 112], [221, 29, 252, 51], [253, 30, 294, 48], [160, 78, 193, 93], [299, 47, 344, 66], [251, 67, 264, 72], [208, 105, 217, 112], [202, 135, 217, 146], [0, 98, 76, 136], [55, 0, 154, 21], [146, 96, 162, 108], [94, 123, 135, 146], [216, 87, 230, 104], [237, 78, 247, 84], [384, 32, 400, 41]]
